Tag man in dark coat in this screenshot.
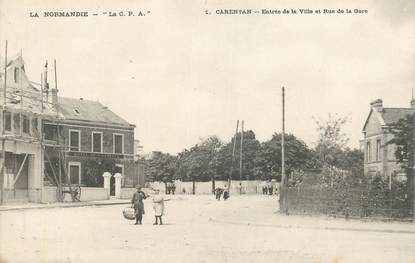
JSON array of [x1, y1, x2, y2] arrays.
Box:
[[131, 185, 147, 225]]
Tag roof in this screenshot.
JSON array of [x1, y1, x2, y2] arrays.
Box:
[[381, 108, 414, 125], [57, 97, 134, 128], [363, 107, 414, 131]]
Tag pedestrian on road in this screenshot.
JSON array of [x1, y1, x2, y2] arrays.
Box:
[[223, 185, 229, 200], [131, 185, 147, 225], [215, 187, 223, 200], [152, 189, 170, 225]]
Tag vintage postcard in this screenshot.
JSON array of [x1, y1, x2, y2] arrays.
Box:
[[0, 0, 414, 262]]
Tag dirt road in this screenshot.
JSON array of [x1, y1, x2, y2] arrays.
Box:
[[1, 195, 414, 263]]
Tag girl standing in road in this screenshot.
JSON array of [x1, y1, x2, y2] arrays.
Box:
[[152, 189, 170, 225]]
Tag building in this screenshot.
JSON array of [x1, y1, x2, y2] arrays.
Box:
[[361, 98, 414, 179], [0, 54, 144, 203], [0, 55, 55, 203]]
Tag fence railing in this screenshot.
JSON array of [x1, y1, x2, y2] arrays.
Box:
[[285, 186, 412, 221]]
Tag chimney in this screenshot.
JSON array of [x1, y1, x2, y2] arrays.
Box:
[[370, 99, 383, 112]]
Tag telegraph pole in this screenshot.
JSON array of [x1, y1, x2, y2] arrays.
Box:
[[239, 120, 244, 194], [280, 87, 286, 212], [228, 120, 239, 193]]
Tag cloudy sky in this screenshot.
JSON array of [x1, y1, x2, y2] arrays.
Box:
[[0, 0, 414, 154]]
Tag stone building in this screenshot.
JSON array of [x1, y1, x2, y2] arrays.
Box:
[[361, 98, 414, 179], [0, 54, 144, 203]]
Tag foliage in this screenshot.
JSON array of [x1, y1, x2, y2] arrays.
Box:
[[253, 133, 315, 181], [388, 113, 415, 172], [312, 114, 363, 176], [83, 159, 117, 187], [313, 113, 350, 167], [176, 136, 223, 182], [217, 130, 261, 181], [145, 151, 177, 182]]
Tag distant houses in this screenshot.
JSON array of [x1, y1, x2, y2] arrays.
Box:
[[361, 98, 414, 179]]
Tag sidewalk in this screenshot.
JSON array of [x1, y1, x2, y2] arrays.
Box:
[[210, 195, 415, 234], [0, 198, 130, 211]]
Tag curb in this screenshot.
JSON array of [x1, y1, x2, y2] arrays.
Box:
[[209, 218, 415, 234], [0, 201, 130, 212]]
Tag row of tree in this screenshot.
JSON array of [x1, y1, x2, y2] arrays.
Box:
[[144, 114, 364, 186]]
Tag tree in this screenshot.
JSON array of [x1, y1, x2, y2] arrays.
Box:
[[313, 113, 350, 167], [217, 130, 261, 182], [388, 113, 415, 171], [254, 133, 315, 181], [146, 151, 177, 191], [388, 112, 415, 216], [312, 113, 364, 186]]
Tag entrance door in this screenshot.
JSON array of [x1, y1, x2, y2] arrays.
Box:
[[4, 152, 29, 202]]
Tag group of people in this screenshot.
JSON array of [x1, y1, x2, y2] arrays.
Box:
[[131, 185, 170, 225], [214, 185, 229, 201], [262, 181, 276, 195], [166, 182, 176, 195]]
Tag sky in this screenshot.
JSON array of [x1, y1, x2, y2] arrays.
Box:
[[0, 0, 414, 154]]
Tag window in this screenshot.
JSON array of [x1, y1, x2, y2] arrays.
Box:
[[44, 124, 58, 141], [22, 115, 30, 134], [68, 162, 81, 185], [4, 112, 11, 132], [32, 118, 38, 136], [92, 132, 103, 153], [14, 67, 19, 83], [366, 141, 371, 162], [69, 130, 80, 151], [113, 134, 124, 154], [376, 139, 381, 161]]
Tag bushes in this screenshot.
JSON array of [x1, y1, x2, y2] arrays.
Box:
[[286, 168, 411, 220]]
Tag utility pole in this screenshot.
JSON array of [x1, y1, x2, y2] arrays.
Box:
[[239, 120, 244, 194], [280, 87, 286, 212], [228, 120, 239, 193], [1, 41, 8, 205]]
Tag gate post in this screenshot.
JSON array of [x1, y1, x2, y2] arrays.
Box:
[[102, 172, 112, 199], [114, 173, 123, 199]]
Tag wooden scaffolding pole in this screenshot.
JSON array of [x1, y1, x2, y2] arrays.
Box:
[[1, 40, 8, 204]]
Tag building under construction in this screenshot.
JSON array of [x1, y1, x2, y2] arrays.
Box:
[[0, 49, 144, 204]]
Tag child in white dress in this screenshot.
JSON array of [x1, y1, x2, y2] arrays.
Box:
[[152, 189, 170, 225]]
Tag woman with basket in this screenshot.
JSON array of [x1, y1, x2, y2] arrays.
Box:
[[130, 185, 147, 225]]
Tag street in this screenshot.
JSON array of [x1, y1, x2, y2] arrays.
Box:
[[1, 195, 415, 263]]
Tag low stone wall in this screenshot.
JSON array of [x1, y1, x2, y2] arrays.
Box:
[[41, 186, 109, 203], [120, 188, 135, 200], [147, 180, 274, 195], [1, 189, 30, 203]]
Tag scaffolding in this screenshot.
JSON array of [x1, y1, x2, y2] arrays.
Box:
[[0, 43, 80, 204]]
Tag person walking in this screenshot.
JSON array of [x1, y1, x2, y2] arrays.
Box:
[[131, 185, 147, 225], [223, 185, 229, 200], [214, 187, 223, 200], [152, 189, 170, 225]]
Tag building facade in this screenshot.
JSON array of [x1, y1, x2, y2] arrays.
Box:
[[0, 54, 144, 203], [361, 98, 414, 179]]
